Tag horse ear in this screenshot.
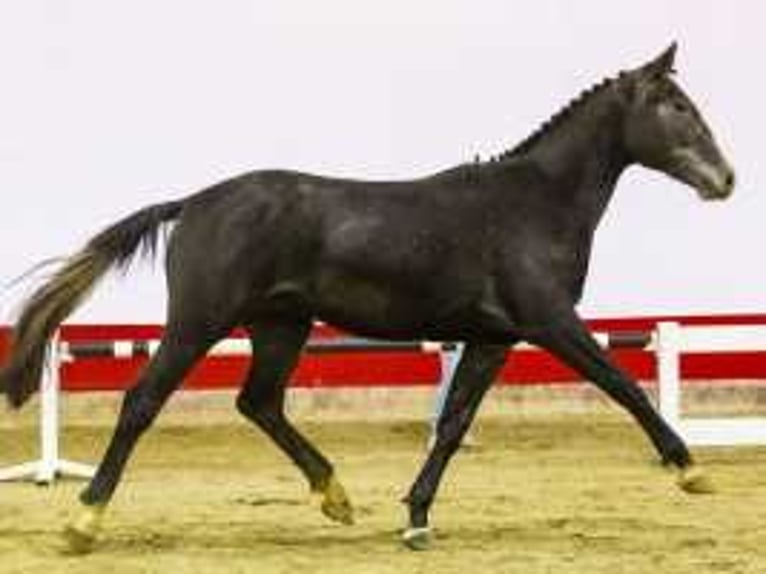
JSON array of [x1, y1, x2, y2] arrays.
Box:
[[639, 42, 678, 79]]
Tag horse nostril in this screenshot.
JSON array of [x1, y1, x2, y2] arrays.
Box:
[[725, 171, 735, 190]]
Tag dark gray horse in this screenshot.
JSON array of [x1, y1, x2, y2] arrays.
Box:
[[0, 44, 734, 552]]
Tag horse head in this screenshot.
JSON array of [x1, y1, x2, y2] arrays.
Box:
[[621, 42, 735, 200]]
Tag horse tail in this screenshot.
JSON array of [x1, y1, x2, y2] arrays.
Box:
[[0, 199, 185, 409]]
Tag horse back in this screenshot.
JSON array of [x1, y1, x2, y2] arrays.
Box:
[[166, 169, 504, 337]]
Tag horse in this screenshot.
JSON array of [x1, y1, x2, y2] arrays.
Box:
[[0, 43, 734, 552]]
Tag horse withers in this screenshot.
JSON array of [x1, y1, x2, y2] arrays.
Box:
[[0, 43, 734, 552]]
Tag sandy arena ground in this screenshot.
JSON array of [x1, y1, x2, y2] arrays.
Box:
[[0, 388, 765, 573]]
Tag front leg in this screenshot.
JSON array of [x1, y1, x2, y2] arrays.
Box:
[[527, 308, 713, 494], [403, 342, 509, 550]]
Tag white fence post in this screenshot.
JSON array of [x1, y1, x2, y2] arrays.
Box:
[[0, 331, 95, 484], [656, 321, 682, 430], [36, 331, 62, 483]]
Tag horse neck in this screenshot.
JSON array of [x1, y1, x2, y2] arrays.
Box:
[[514, 89, 632, 234]]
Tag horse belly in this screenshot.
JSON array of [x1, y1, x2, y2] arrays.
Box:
[[312, 271, 437, 339]]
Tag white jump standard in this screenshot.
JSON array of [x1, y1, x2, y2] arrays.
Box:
[[0, 334, 95, 484]]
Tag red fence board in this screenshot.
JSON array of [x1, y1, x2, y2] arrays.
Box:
[[2, 314, 766, 392]]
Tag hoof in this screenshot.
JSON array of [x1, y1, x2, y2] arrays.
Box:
[[678, 467, 716, 494], [63, 524, 97, 555], [402, 526, 431, 551], [63, 504, 105, 555], [317, 475, 354, 525]]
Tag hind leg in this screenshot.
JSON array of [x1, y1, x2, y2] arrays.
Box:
[[64, 323, 224, 553], [403, 343, 509, 549], [235, 319, 353, 525]]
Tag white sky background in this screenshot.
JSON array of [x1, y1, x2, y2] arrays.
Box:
[[0, 1, 761, 323]]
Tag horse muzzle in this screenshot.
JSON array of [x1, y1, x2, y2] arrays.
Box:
[[670, 148, 735, 201]]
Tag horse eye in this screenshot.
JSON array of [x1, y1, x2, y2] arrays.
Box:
[[672, 101, 688, 114]]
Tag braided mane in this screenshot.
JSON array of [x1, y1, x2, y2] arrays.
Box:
[[493, 74, 619, 162]]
